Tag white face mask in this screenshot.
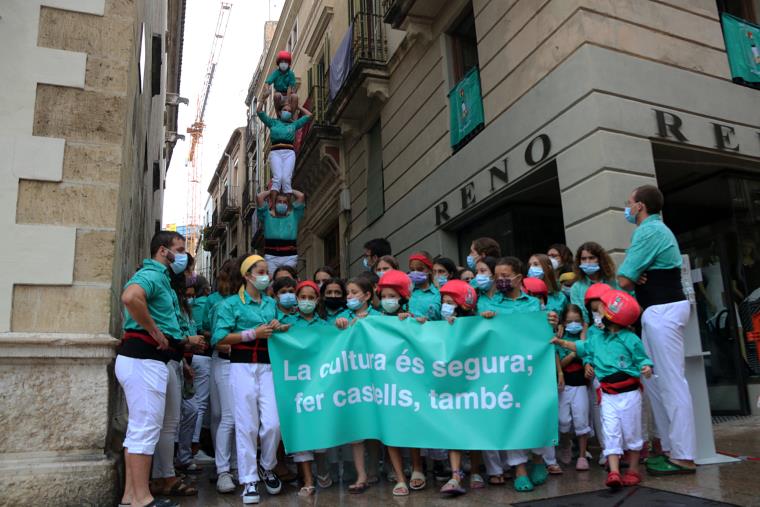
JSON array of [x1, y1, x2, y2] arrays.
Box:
[[550, 257, 560, 270], [279, 62, 289, 71]]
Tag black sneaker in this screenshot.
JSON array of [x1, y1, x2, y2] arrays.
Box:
[[433, 460, 451, 482], [262, 468, 282, 495], [242, 482, 260, 504]]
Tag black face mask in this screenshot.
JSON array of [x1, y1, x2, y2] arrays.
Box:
[[324, 297, 346, 311]]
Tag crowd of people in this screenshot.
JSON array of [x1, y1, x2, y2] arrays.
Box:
[[115, 65, 698, 507]]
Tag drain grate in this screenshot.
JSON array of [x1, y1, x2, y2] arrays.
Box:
[[511, 486, 740, 506], [712, 415, 753, 424]]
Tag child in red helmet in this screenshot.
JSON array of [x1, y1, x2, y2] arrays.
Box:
[[265, 50, 298, 114], [552, 290, 653, 490]]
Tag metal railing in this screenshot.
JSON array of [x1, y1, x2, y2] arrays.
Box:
[[352, 11, 387, 65], [222, 186, 239, 209]]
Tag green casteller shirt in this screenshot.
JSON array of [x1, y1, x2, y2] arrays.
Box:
[[335, 306, 383, 323], [212, 291, 278, 346], [570, 276, 623, 324], [322, 307, 345, 324], [257, 201, 305, 241], [575, 328, 653, 380], [265, 68, 296, 93], [280, 312, 325, 329], [476, 291, 542, 315], [409, 285, 442, 320], [618, 214, 682, 282], [581, 325, 606, 365], [179, 310, 197, 337], [546, 291, 567, 315], [191, 296, 209, 332], [123, 258, 183, 339], [257, 110, 311, 144]]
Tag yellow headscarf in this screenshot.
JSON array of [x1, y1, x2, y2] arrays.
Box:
[[239, 255, 265, 302], [558, 272, 577, 284]]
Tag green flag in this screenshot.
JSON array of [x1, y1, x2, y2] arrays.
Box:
[[448, 67, 485, 148], [269, 313, 559, 453]]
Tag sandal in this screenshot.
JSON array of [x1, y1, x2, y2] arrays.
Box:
[[622, 470, 642, 486], [151, 477, 198, 497], [646, 458, 696, 476], [409, 470, 426, 490], [470, 472, 485, 489], [440, 471, 466, 496], [348, 481, 369, 494], [547, 464, 563, 475], [514, 475, 534, 492], [392, 481, 410, 496], [488, 474, 506, 485], [529, 463, 548, 485], [606, 471, 623, 489], [298, 485, 316, 497], [146, 500, 179, 507], [316, 473, 333, 489]]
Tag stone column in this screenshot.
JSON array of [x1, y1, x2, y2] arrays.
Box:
[[557, 131, 657, 264]]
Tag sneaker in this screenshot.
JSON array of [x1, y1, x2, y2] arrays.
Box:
[[194, 449, 215, 464], [242, 482, 260, 504], [433, 460, 450, 482], [262, 469, 282, 495], [576, 457, 590, 471], [217, 472, 236, 494]]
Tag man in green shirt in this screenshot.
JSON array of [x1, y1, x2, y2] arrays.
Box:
[[257, 188, 305, 277], [617, 184, 696, 474], [116, 230, 192, 507]]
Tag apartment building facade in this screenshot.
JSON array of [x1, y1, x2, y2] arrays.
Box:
[[251, 0, 760, 416]]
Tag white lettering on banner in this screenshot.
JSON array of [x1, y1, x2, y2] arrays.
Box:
[[318, 350, 388, 378], [429, 385, 519, 410], [431, 354, 534, 380]]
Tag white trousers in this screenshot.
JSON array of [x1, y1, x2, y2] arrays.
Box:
[[559, 385, 592, 435], [211, 352, 236, 474], [641, 300, 696, 460], [265, 254, 298, 276], [483, 450, 509, 476], [269, 149, 296, 194], [588, 378, 604, 449], [231, 363, 281, 484], [177, 381, 198, 465], [190, 355, 212, 441], [152, 360, 182, 478], [507, 447, 551, 467], [115, 355, 168, 455], [601, 390, 643, 457]]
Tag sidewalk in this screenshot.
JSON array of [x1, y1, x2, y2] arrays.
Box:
[[176, 417, 760, 506]]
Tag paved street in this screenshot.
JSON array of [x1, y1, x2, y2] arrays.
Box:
[[176, 417, 760, 506]]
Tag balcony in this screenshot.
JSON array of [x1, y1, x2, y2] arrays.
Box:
[[242, 180, 257, 222], [220, 186, 240, 222], [210, 209, 225, 238], [325, 11, 390, 125], [383, 0, 436, 33], [202, 225, 218, 252]]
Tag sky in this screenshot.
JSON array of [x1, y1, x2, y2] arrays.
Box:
[[163, 0, 283, 228]]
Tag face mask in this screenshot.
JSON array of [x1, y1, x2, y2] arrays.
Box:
[[475, 274, 493, 291], [495, 278, 513, 294], [275, 202, 288, 215], [592, 311, 605, 329], [580, 263, 600, 275], [278, 292, 296, 308], [324, 297, 345, 311], [527, 266, 544, 279], [437, 275, 449, 287], [253, 274, 270, 291], [550, 257, 560, 270], [280, 110, 292, 121], [362, 257, 371, 270], [381, 298, 400, 314], [376, 271, 385, 279], [169, 251, 188, 274], [441, 303, 456, 319], [409, 271, 428, 286], [298, 299, 316, 314], [565, 321, 583, 335], [624, 205, 638, 224], [187, 297, 195, 305], [279, 62, 289, 71], [466, 255, 477, 271], [346, 297, 363, 311], [561, 285, 572, 297]]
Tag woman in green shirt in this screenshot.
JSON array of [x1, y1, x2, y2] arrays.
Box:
[[527, 253, 567, 315], [570, 242, 621, 323]]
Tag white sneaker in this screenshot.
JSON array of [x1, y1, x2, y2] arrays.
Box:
[[217, 471, 236, 494], [242, 482, 260, 504], [195, 449, 215, 464]]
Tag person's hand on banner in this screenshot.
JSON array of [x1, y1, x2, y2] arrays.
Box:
[[480, 311, 495, 319], [415, 316, 427, 324], [335, 318, 350, 329], [446, 316, 456, 325], [641, 365, 653, 378], [547, 311, 559, 327], [398, 312, 411, 320]]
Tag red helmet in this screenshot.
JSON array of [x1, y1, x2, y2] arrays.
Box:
[[522, 277, 548, 298], [440, 280, 478, 311], [600, 290, 641, 327], [376, 270, 412, 300], [296, 280, 319, 296], [276, 50, 292, 64], [584, 283, 612, 304]]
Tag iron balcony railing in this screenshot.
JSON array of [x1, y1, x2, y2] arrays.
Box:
[[352, 11, 388, 65]]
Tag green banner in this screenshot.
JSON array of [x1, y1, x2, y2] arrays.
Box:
[[721, 13, 760, 85], [448, 67, 485, 148], [269, 313, 559, 453]]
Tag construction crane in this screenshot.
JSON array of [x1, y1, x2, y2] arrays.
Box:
[[186, 1, 232, 255]]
